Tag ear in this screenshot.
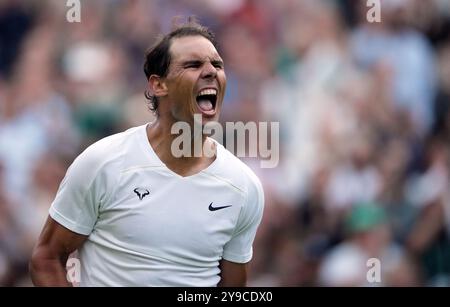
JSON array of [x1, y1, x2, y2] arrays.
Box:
[[148, 75, 168, 98]]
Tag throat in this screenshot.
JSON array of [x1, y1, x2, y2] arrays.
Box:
[[165, 154, 216, 177], [147, 124, 217, 177]]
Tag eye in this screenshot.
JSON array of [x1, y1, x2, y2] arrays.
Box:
[[212, 61, 224, 69], [184, 62, 201, 69]]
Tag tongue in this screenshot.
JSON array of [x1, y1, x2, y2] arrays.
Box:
[[197, 99, 213, 111]]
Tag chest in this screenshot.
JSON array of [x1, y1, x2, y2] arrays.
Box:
[[95, 168, 245, 259]]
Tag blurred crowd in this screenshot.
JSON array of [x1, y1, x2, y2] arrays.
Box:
[[1, 0, 450, 286]]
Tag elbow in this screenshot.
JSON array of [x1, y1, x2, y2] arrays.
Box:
[[29, 246, 46, 280], [29, 245, 63, 285]]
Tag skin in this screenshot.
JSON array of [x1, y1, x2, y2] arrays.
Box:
[[30, 217, 86, 286], [147, 35, 227, 176], [30, 35, 247, 286]]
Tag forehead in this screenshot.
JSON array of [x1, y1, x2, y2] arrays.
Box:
[[169, 36, 221, 62]]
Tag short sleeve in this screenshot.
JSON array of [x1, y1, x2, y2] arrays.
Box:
[[49, 147, 106, 235], [222, 177, 264, 263]]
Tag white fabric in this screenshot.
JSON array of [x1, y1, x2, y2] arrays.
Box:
[[49, 124, 264, 286]]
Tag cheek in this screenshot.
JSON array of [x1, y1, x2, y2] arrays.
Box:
[[218, 73, 227, 104], [169, 73, 197, 114], [219, 71, 226, 87], [221, 71, 227, 83]]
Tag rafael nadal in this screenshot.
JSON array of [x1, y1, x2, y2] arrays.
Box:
[[30, 19, 264, 287]]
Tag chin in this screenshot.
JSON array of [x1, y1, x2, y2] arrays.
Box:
[[203, 113, 220, 121]]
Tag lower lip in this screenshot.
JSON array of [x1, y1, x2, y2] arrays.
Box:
[[198, 108, 216, 117]]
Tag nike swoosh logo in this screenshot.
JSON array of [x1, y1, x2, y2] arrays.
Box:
[[209, 202, 232, 211]]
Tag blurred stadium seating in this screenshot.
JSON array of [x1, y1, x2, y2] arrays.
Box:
[[1, 0, 450, 286]]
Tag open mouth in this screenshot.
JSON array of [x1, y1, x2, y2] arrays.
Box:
[[196, 89, 217, 115]]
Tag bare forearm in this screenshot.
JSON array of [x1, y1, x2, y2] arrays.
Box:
[[218, 260, 247, 287], [30, 252, 71, 286], [30, 217, 87, 286], [218, 276, 247, 287]]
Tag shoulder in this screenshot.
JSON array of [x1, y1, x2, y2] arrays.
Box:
[[211, 141, 264, 201], [213, 143, 264, 238], [83, 126, 141, 156], [71, 126, 143, 179]]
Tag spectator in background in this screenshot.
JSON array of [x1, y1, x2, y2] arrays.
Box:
[[0, 0, 449, 286], [319, 204, 419, 286], [0, 0, 33, 79], [433, 41, 450, 140], [351, 0, 437, 137], [406, 138, 450, 286]]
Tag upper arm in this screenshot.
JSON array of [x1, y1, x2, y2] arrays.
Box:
[[32, 216, 88, 262], [48, 141, 116, 235], [30, 216, 88, 286], [218, 259, 248, 287], [222, 177, 264, 263]]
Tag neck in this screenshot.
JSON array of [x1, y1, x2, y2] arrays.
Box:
[[146, 117, 216, 171]]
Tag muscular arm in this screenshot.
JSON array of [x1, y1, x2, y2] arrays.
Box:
[[29, 216, 88, 286], [217, 259, 248, 287]]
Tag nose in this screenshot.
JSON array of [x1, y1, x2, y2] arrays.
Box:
[[201, 62, 217, 79]]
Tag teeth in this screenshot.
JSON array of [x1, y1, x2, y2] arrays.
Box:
[[197, 89, 217, 97]]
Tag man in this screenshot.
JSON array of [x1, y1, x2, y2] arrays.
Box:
[[29, 19, 264, 287]]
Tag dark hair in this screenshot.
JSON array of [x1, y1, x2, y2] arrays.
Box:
[[143, 17, 217, 114]]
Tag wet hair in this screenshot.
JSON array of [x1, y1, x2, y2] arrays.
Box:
[[143, 17, 217, 115]]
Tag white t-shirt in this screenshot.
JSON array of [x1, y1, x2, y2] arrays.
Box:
[[49, 124, 264, 286]]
